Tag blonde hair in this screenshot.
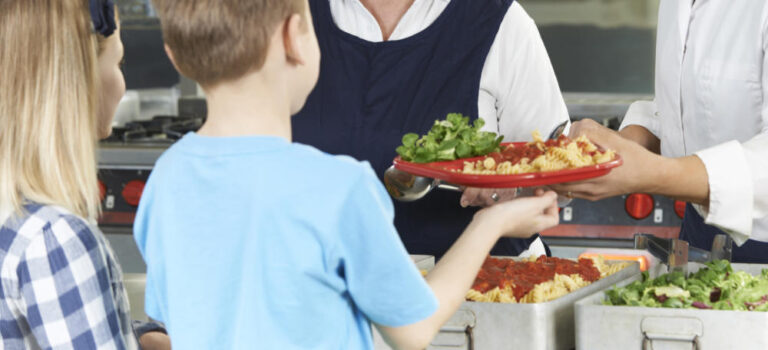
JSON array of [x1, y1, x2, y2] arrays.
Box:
[[0, 0, 106, 220], [152, 0, 306, 87]]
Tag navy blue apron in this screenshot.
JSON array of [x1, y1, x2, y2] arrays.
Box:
[[294, 0, 542, 259], [680, 203, 768, 263]]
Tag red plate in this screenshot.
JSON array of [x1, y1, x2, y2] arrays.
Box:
[[393, 142, 623, 188]]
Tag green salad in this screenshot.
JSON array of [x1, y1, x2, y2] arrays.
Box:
[[604, 260, 768, 311], [395, 113, 503, 163]]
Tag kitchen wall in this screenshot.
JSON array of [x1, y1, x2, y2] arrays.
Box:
[[522, 0, 659, 94], [108, 1, 660, 137], [114, 0, 659, 94]]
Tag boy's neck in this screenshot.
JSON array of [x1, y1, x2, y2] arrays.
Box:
[[198, 74, 292, 141]]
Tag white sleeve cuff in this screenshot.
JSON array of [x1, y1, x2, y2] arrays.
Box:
[[743, 134, 768, 219], [620, 100, 660, 138], [517, 237, 546, 258], [694, 141, 754, 246]]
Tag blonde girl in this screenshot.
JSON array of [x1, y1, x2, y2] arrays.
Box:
[[0, 0, 140, 348]]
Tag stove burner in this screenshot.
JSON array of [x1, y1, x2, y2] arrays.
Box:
[[104, 115, 203, 144]]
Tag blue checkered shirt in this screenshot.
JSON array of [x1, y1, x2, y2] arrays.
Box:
[[0, 204, 137, 350]]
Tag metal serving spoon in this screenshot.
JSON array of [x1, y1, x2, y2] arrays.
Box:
[[384, 120, 569, 202], [383, 166, 462, 202]]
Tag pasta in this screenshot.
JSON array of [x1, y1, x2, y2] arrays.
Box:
[[465, 255, 631, 304], [459, 132, 616, 175]]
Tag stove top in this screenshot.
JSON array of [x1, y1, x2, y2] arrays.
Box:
[[98, 116, 201, 227], [102, 115, 203, 145]]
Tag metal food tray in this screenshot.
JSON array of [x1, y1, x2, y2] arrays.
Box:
[[576, 263, 768, 350], [427, 260, 640, 350]]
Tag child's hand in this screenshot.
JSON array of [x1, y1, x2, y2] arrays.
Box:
[[473, 190, 559, 238]]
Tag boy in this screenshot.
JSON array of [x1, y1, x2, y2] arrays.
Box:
[[134, 1, 559, 349]]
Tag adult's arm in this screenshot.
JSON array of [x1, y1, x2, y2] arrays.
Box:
[[555, 113, 768, 245], [477, 2, 569, 141], [464, 2, 570, 208]]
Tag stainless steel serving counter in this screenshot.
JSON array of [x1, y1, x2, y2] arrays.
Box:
[[375, 258, 641, 350], [577, 263, 768, 350]]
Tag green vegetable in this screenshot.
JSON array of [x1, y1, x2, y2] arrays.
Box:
[[604, 260, 768, 312], [652, 286, 690, 299], [662, 298, 685, 308], [396, 113, 503, 163]]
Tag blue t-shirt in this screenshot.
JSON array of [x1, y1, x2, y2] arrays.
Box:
[[133, 133, 438, 349]]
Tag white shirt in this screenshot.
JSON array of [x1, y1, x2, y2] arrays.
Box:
[[621, 0, 768, 245], [329, 0, 568, 256], [329, 0, 570, 142]]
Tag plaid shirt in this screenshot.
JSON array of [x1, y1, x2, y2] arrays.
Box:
[[0, 204, 137, 350]]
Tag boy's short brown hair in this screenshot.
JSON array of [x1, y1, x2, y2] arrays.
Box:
[[152, 0, 306, 87]]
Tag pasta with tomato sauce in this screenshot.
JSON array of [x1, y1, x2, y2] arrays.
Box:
[[460, 132, 615, 175], [465, 255, 630, 303]]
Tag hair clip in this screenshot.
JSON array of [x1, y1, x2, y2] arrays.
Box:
[[90, 0, 116, 37]]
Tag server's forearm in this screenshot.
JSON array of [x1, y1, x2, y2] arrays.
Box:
[[620, 125, 661, 154]]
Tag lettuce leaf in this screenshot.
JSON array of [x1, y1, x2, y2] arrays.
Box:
[[603, 260, 768, 312], [396, 113, 503, 163]]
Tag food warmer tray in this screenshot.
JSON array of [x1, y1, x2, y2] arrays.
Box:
[[575, 263, 768, 350], [426, 261, 640, 350]]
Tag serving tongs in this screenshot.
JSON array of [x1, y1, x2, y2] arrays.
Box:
[[633, 233, 733, 273], [384, 121, 569, 202]]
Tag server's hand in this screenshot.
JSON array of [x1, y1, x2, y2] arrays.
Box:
[[550, 119, 663, 201], [460, 187, 519, 207]]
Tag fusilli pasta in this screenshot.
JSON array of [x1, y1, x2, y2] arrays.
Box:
[[465, 255, 631, 304], [460, 132, 616, 175]]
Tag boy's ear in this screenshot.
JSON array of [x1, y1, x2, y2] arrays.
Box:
[[164, 44, 181, 72], [283, 13, 306, 66]]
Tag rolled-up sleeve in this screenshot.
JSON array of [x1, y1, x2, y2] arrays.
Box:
[[620, 100, 661, 138], [744, 134, 768, 221]]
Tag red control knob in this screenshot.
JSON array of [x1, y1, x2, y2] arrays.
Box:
[[122, 180, 145, 207], [98, 180, 107, 202], [625, 193, 654, 220], [674, 200, 687, 219]]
